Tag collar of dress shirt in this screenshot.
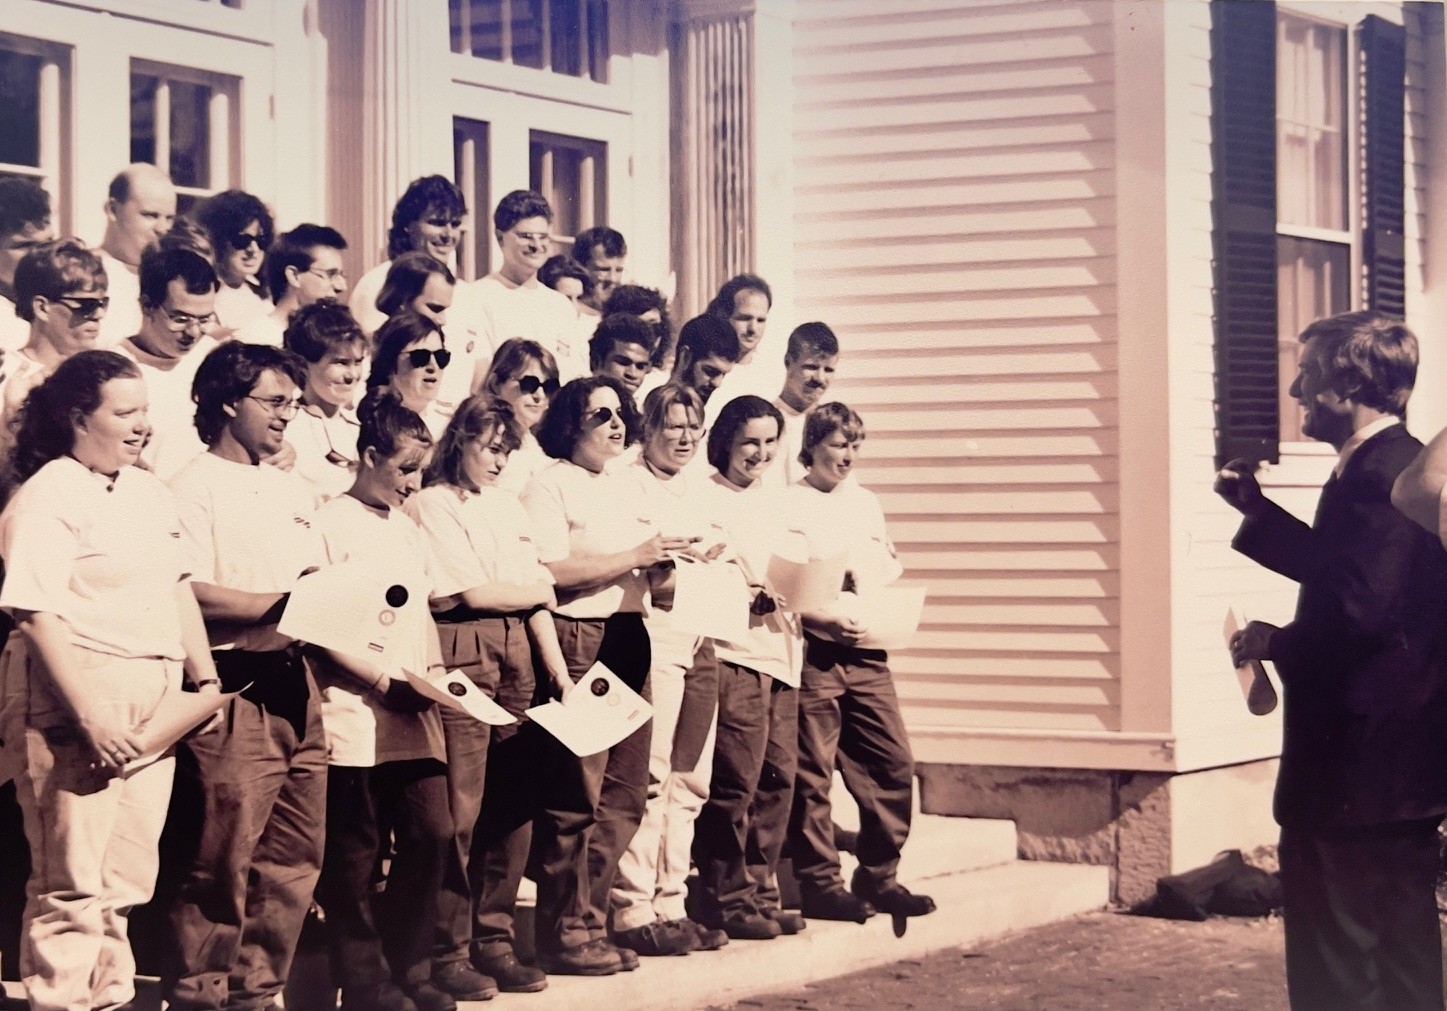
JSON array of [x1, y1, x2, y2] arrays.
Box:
[[1334, 415, 1401, 478]]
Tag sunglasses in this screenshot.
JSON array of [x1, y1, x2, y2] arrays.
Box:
[[54, 295, 110, 320], [230, 232, 265, 251], [405, 347, 452, 370], [517, 375, 560, 397], [584, 406, 620, 429]]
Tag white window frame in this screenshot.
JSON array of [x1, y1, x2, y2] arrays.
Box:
[[130, 59, 239, 205], [0, 32, 69, 232]]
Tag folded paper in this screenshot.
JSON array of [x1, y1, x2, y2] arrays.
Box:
[[527, 663, 653, 756], [1223, 607, 1278, 716], [766, 552, 847, 613], [122, 685, 245, 775], [407, 668, 516, 726]]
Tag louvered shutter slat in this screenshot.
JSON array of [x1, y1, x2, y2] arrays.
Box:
[[1361, 15, 1407, 317]]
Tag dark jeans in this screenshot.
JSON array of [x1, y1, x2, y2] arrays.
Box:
[[525, 612, 650, 953], [431, 615, 533, 966], [1279, 818, 1445, 1010], [315, 759, 452, 994], [166, 650, 328, 1011], [788, 637, 914, 895], [693, 660, 797, 924]]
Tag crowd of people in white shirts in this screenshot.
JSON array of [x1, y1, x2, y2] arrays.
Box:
[[0, 166, 934, 1011]]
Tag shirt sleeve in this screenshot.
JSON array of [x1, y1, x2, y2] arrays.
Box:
[[169, 475, 217, 585], [412, 492, 490, 598], [521, 472, 571, 564], [0, 483, 80, 616]]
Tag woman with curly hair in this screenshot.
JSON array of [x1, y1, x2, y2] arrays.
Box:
[[192, 189, 275, 331], [350, 176, 466, 338]]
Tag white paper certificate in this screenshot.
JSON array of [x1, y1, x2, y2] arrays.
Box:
[[766, 552, 847, 613], [122, 685, 246, 775], [669, 558, 752, 643], [526, 663, 653, 756], [278, 564, 427, 674], [407, 669, 517, 726], [855, 585, 928, 651]]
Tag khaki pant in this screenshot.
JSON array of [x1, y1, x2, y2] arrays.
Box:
[[2, 637, 179, 1011]]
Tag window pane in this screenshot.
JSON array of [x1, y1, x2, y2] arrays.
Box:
[[457, 0, 505, 61], [511, 0, 545, 70], [453, 117, 490, 281], [586, 0, 608, 82], [168, 79, 211, 189], [1277, 236, 1351, 441], [550, 0, 582, 76], [1275, 14, 1346, 231], [529, 131, 605, 239], [0, 49, 41, 169], [129, 73, 159, 167]]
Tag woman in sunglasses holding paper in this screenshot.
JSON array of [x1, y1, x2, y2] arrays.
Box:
[[193, 190, 275, 333], [519, 375, 691, 976], [783, 402, 934, 924], [408, 396, 572, 996], [284, 300, 368, 502], [368, 310, 452, 440], [481, 337, 560, 494]]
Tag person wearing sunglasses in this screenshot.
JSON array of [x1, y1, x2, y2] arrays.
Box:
[[114, 247, 222, 480], [406, 396, 572, 998], [235, 223, 349, 349], [96, 164, 177, 348], [284, 300, 368, 502], [193, 190, 276, 334], [518, 376, 693, 976], [609, 383, 731, 957], [0, 238, 109, 465], [162, 341, 331, 1011], [368, 310, 452, 440], [350, 175, 467, 339], [376, 253, 490, 421], [456, 190, 582, 383], [480, 338, 561, 495]]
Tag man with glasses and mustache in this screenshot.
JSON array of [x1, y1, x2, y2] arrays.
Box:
[[96, 163, 177, 348], [456, 190, 582, 383], [235, 224, 350, 348], [0, 238, 109, 456], [115, 247, 221, 479], [0, 178, 54, 360]]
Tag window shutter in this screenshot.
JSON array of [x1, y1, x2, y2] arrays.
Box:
[[1211, 0, 1279, 468], [1360, 15, 1406, 317]]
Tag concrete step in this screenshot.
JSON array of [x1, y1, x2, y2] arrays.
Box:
[[475, 858, 1110, 1010]]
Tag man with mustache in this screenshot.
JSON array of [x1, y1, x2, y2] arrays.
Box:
[[768, 322, 840, 490], [116, 247, 221, 479]]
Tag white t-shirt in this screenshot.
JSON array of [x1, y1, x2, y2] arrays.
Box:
[[781, 478, 904, 596], [458, 274, 584, 383], [0, 352, 49, 450], [0, 297, 28, 355], [96, 251, 141, 349], [763, 397, 806, 492], [704, 349, 788, 427], [696, 472, 800, 685], [311, 494, 446, 768], [521, 459, 652, 619], [117, 335, 219, 481], [287, 403, 359, 504], [169, 452, 325, 651], [495, 432, 549, 496], [214, 282, 271, 332], [407, 484, 552, 601], [349, 260, 391, 338], [233, 312, 286, 348], [0, 457, 188, 660]]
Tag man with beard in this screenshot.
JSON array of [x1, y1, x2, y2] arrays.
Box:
[[116, 247, 221, 479], [669, 314, 741, 409], [1219, 311, 1447, 1010], [768, 322, 839, 490]]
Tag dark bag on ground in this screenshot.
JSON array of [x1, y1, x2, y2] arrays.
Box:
[[1132, 849, 1282, 921]]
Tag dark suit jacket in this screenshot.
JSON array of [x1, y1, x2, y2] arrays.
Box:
[[1232, 424, 1447, 829]]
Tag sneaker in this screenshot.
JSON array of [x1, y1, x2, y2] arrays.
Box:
[[589, 937, 639, 971], [432, 959, 499, 1001], [536, 942, 620, 976], [721, 912, 782, 940], [799, 888, 875, 924], [400, 981, 456, 1011], [852, 874, 937, 918], [612, 919, 694, 957], [473, 949, 548, 994], [673, 916, 729, 951], [766, 908, 807, 935]]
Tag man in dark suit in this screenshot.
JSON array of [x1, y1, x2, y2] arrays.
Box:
[[1217, 310, 1447, 1010]]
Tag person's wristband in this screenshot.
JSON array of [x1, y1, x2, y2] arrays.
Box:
[[192, 677, 220, 690]]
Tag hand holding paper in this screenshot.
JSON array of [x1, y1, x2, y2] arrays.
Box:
[[121, 684, 245, 776], [527, 663, 653, 756], [279, 564, 427, 674], [670, 557, 753, 643], [854, 585, 927, 650], [406, 668, 517, 726], [766, 552, 847, 613]]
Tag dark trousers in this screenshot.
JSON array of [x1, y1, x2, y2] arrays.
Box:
[[693, 660, 798, 923], [166, 650, 328, 1011], [1279, 818, 1445, 1010], [315, 759, 452, 994], [432, 615, 533, 966], [788, 637, 914, 895], [524, 613, 650, 953]]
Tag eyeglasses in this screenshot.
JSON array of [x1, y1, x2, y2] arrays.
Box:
[[512, 231, 551, 246], [231, 232, 265, 251], [662, 423, 705, 438], [163, 308, 218, 332], [245, 395, 302, 419], [516, 375, 560, 397], [313, 406, 360, 470], [584, 406, 620, 429], [53, 295, 110, 320], [305, 267, 347, 284], [405, 347, 452, 370]]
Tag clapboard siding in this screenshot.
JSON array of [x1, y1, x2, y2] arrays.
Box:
[[791, 0, 1120, 735]]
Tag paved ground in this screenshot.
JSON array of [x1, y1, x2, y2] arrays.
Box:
[[715, 911, 1289, 1010]]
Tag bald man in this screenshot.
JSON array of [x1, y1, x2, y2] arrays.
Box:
[[97, 163, 177, 347]]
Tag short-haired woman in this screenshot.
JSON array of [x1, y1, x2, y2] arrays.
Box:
[[367, 310, 451, 440], [518, 376, 690, 975], [0, 350, 221, 1010], [284, 300, 368, 501], [480, 337, 560, 494], [407, 396, 571, 996], [783, 402, 935, 923]]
